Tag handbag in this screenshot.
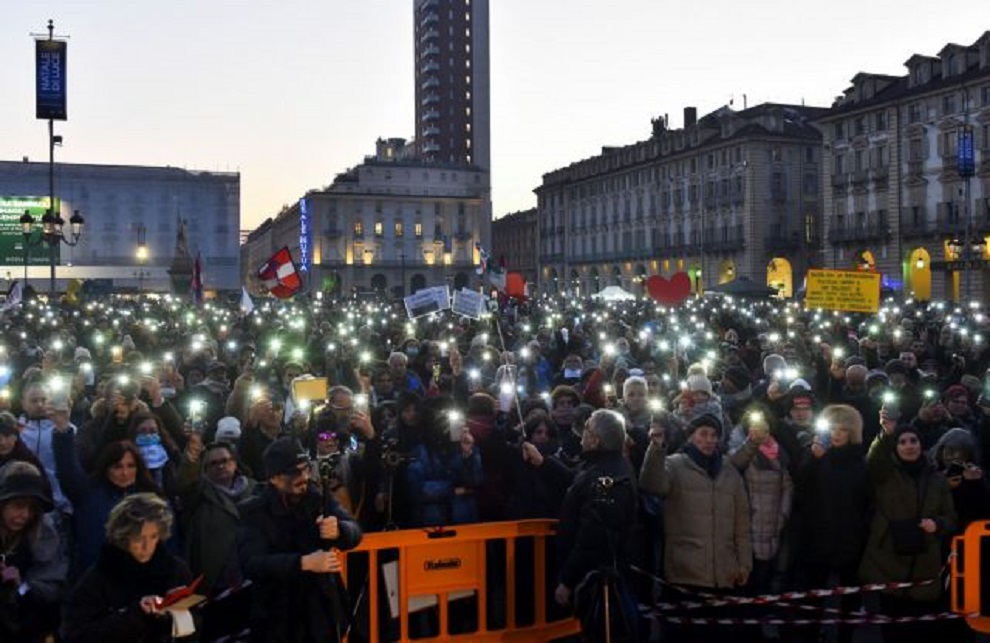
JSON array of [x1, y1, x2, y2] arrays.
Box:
[[887, 518, 925, 556]]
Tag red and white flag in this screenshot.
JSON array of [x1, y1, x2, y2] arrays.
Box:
[[257, 247, 301, 299]]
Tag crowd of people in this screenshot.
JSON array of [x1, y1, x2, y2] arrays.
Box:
[[0, 287, 988, 642]]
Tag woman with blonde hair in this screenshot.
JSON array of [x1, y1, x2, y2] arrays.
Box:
[[62, 493, 194, 642]]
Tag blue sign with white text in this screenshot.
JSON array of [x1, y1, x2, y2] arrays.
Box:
[[958, 128, 975, 177], [299, 198, 310, 272], [36, 39, 67, 120]]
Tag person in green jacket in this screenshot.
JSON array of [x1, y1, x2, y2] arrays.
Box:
[[859, 417, 956, 642]]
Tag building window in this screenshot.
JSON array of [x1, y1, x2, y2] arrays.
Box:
[[414, 222, 423, 238], [354, 221, 364, 237], [395, 222, 404, 237], [982, 86, 990, 107], [908, 102, 923, 123], [875, 111, 886, 131], [374, 221, 384, 237], [834, 122, 845, 139], [943, 93, 957, 115], [854, 117, 865, 136]]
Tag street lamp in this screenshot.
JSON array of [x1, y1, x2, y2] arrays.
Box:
[[21, 208, 83, 296]]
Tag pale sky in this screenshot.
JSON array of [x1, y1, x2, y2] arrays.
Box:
[[2, 1, 987, 230]]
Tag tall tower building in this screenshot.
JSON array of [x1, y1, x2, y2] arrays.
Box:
[[413, 0, 490, 171]]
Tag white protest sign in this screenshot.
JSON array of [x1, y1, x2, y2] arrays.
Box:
[[452, 288, 486, 319], [403, 286, 450, 319]]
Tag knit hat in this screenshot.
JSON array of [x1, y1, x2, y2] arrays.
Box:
[[0, 461, 53, 513], [262, 437, 309, 478], [215, 416, 242, 443], [789, 392, 815, 410], [74, 346, 92, 362], [686, 373, 713, 396], [686, 413, 723, 437], [944, 384, 969, 402]]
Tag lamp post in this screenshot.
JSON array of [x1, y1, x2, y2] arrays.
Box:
[[20, 210, 45, 287], [399, 250, 406, 298], [21, 208, 83, 296]]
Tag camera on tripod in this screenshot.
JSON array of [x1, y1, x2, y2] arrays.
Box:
[[380, 436, 413, 469]]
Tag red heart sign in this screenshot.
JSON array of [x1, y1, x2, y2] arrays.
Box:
[[646, 272, 692, 306]]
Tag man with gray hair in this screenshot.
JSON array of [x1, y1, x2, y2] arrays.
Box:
[[387, 351, 425, 396], [554, 409, 639, 639]]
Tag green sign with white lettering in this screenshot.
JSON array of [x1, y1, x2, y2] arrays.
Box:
[[0, 196, 62, 265]]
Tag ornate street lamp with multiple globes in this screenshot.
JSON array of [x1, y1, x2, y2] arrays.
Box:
[[20, 208, 84, 296]]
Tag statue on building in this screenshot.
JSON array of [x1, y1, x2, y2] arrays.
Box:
[[167, 216, 193, 294]]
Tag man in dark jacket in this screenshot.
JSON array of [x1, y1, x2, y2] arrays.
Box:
[[238, 437, 362, 643], [554, 409, 638, 640]]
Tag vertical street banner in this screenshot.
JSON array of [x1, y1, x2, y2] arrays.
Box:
[[298, 197, 310, 273], [958, 127, 975, 178], [36, 39, 67, 120]]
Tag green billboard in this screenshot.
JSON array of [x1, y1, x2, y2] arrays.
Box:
[[0, 196, 62, 265]]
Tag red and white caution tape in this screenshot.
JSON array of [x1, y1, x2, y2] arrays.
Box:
[[660, 612, 970, 626]]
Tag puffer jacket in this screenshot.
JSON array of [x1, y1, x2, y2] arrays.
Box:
[[859, 431, 956, 602], [730, 439, 793, 561], [639, 442, 752, 588]]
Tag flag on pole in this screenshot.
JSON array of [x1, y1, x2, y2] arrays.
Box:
[[239, 286, 255, 315], [191, 252, 204, 307], [258, 247, 302, 299], [1, 281, 23, 312]]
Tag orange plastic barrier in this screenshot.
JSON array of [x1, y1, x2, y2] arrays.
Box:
[[341, 519, 581, 642], [950, 519, 990, 634]]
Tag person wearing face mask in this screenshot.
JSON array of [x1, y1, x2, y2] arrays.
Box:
[[860, 421, 956, 642], [127, 412, 180, 502]]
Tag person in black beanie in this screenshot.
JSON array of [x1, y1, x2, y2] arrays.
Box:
[[860, 420, 956, 643], [640, 413, 752, 643]]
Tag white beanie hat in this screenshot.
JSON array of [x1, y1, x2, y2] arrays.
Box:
[[215, 416, 242, 442], [686, 373, 713, 396]]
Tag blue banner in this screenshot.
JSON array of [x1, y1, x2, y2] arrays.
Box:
[[299, 197, 310, 272], [958, 127, 975, 177], [36, 39, 67, 120]]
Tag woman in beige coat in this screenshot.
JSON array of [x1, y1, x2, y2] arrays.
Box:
[[640, 413, 752, 642]]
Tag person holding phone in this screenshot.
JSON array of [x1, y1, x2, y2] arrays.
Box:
[[792, 404, 869, 643]]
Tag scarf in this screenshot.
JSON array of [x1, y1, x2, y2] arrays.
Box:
[[758, 435, 780, 461], [683, 442, 722, 479], [211, 474, 251, 499]]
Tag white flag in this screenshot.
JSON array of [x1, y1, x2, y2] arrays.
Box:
[[239, 286, 254, 315], [1, 281, 23, 312]]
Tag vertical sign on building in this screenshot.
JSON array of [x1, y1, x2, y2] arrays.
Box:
[[36, 39, 67, 120], [958, 127, 975, 178], [299, 198, 310, 273]]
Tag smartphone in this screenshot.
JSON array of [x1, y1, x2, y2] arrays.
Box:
[[354, 393, 369, 414], [945, 461, 966, 478]]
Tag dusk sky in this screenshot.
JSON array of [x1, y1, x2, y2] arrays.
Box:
[[3, 1, 987, 230]]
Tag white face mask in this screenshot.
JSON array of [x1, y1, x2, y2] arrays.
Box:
[[564, 369, 582, 379]]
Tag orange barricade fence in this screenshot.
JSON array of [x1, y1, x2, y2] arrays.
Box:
[[340, 519, 581, 642], [950, 519, 990, 635]]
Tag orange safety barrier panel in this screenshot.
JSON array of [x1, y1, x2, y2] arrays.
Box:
[[341, 519, 581, 642], [950, 519, 990, 634]]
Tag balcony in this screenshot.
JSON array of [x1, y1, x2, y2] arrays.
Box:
[[900, 216, 935, 239], [422, 125, 440, 137], [421, 76, 439, 90], [420, 109, 439, 122], [420, 28, 439, 44], [421, 44, 440, 57], [828, 221, 890, 244], [850, 170, 870, 186], [765, 231, 801, 253], [702, 225, 746, 253], [454, 230, 472, 241], [421, 93, 440, 106], [420, 61, 440, 74], [422, 142, 440, 153], [419, 11, 438, 28]]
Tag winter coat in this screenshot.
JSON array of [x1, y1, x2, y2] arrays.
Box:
[[61, 543, 193, 643], [0, 513, 67, 642], [405, 442, 482, 527], [18, 415, 74, 513], [794, 443, 870, 568], [176, 454, 257, 593], [859, 432, 956, 602], [237, 483, 362, 643], [504, 448, 574, 520], [556, 450, 637, 590], [52, 428, 158, 572], [730, 438, 793, 561], [639, 442, 752, 588]]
